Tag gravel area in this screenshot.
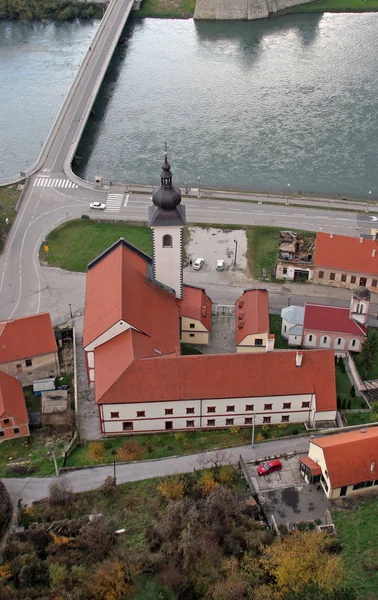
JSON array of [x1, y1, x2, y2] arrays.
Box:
[[186, 226, 248, 272]]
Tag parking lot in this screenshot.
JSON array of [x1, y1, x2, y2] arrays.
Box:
[[251, 455, 304, 491]]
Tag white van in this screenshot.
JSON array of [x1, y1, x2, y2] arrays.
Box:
[[216, 260, 225, 271]]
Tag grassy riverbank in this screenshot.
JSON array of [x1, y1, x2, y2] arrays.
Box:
[[280, 0, 378, 13], [135, 0, 196, 18], [0, 184, 19, 253], [0, 0, 102, 21]]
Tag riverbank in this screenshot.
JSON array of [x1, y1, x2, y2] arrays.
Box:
[[279, 0, 378, 13], [0, 0, 103, 21], [135, 0, 197, 18]]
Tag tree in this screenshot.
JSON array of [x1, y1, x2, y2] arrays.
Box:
[[350, 385, 356, 398], [259, 530, 345, 600], [87, 560, 134, 600], [157, 477, 184, 501], [0, 481, 11, 537], [49, 482, 75, 507], [359, 329, 378, 377], [337, 395, 341, 409]]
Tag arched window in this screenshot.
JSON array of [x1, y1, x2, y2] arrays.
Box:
[[323, 336, 328, 344], [337, 338, 342, 345], [352, 339, 356, 347], [309, 335, 313, 342], [162, 234, 172, 248], [357, 303, 364, 314]]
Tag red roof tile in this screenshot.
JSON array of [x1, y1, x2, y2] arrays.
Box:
[[299, 455, 322, 476], [96, 349, 336, 413], [177, 285, 212, 331], [312, 427, 378, 489], [303, 304, 366, 336], [236, 289, 270, 345], [0, 313, 57, 364], [83, 240, 180, 354], [0, 371, 28, 423], [314, 232, 378, 276]]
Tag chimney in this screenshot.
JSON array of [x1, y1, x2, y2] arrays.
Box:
[[360, 237, 364, 243], [373, 250, 376, 257], [296, 352, 303, 367], [371, 462, 376, 473], [330, 233, 333, 239]]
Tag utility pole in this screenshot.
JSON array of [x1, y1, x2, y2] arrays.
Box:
[[52, 450, 59, 477], [251, 414, 255, 448], [234, 239, 238, 268], [69, 303, 73, 318], [113, 458, 117, 484]]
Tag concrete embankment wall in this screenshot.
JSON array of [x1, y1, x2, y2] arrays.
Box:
[[194, 0, 314, 20]]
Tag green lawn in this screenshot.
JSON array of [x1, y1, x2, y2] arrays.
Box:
[[135, 0, 196, 18], [0, 184, 20, 253], [0, 431, 69, 477], [281, 0, 378, 13], [332, 496, 378, 600], [64, 424, 305, 469], [40, 220, 152, 272], [344, 411, 378, 426], [269, 314, 289, 349], [181, 344, 203, 355], [335, 366, 362, 409]]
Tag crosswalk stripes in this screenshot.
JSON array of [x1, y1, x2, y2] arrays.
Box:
[[33, 177, 78, 189], [105, 193, 124, 212]]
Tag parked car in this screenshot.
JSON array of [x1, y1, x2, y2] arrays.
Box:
[[193, 258, 204, 270], [216, 259, 225, 271], [257, 459, 283, 476], [90, 202, 106, 210]]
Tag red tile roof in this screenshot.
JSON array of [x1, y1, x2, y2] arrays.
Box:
[[303, 304, 366, 336], [95, 348, 336, 413], [312, 427, 378, 489], [236, 289, 270, 345], [83, 239, 180, 354], [299, 455, 322, 476], [177, 285, 212, 331], [0, 313, 57, 364], [314, 232, 378, 276], [0, 371, 28, 423]]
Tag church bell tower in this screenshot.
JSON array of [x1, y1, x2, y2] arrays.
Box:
[[148, 149, 186, 299]]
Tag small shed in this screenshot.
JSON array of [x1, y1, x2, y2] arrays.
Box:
[[33, 378, 56, 395], [41, 390, 73, 428]]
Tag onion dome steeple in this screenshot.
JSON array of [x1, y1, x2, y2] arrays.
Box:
[[152, 147, 182, 210]]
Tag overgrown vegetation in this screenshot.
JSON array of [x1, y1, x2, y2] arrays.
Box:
[[0, 0, 102, 21], [269, 314, 289, 349], [355, 328, 378, 380], [0, 470, 355, 599], [332, 496, 378, 600], [135, 0, 196, 19], [0, 431, 70, 477], [0, 481, 11, 537], [279, 0, 378, 14], [0, 184, 19, 253]]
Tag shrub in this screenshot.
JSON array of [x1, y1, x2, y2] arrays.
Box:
[[100, 476, 116, 498], [218, 465, 234, 487], [103, 439, 113, 450], [117, 440, 143, 462], [350, 385, 356, 398], [157, 477, 184, 501], [0, 481, 11, 537], [49, 482, 75, 507], [200, 471, 217, 495], [292, 428, 299, 435], [337, 395, 341, 409], [229, 426, 240, 435], [87, 441, 107, 463], [347, 400, 351, 410], [255, 433, 264, 442]]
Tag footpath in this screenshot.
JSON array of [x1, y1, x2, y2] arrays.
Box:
[[1, 436, 310, 506]]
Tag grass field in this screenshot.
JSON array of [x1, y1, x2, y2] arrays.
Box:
[[344, 411, 377, 426], [332, 496, 378, 600], [40, 220, 152, 272], [0, 185, 20, 253], [0, 431, 69, 477], [135, 0, 196, 18], [269, 314, 290, 349], [281, 0, 378, 13], [335, 366, 362, 409], [65, 424, 305, 469]]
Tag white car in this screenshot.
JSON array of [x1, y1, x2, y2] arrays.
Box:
[[193, 258, 204, 270], [90, 202, 106, 210], [216, 259, 225, 271]]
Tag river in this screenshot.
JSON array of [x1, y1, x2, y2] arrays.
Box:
[[2, 14, 378, 198]]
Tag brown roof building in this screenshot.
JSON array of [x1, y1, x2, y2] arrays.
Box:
[[236, 289, 275, 352], [0, 371, 29, 442]]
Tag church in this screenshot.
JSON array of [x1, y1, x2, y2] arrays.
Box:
[[83, 153, 337, 435]]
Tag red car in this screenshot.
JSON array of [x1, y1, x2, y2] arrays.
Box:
[[257, 459, 283, 476]]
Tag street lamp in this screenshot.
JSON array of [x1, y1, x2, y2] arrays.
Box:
[[69, 303, 73, 319], [367, 190, 372, 213], [234, 239, 238, 268], [251, 413, 255, 448], [125, 171, 129, 193], [198, 176, 201, 199], [286, 183, 290, 205]]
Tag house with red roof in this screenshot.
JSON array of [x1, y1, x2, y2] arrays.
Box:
[[281, 287, 368, 352], [236, 289, 275, 353], [301, 427, 378, 499], [83, 154, 337, 435], [0, 313, 59, 387], [313, 232, 378, 292], [0, 371, 29, 441]]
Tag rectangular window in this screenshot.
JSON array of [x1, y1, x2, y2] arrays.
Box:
[[189, 333, 195, 338], [351, 275, 356, 284], [186, 407, 195, 414], [13, 428, 20, 434], [264, 404, 272, 410], [189, 323, 195, 329], [373, 279, 378, 288], [165, 421, 173, 430], [246, 404, 254, 411], [254, 339, 263, 346], [282, 403, 291, 409], [186, 420, 195, 428], [207, 419, 215, 426], [3, 418, 9, 425], [226, 418, 234, 426], [341, 274, 347, 282], [321, 475, 328, 492], [136, 411, 145, 418], [302, 401, 310, 408], [0, 431, 4, 437], [330, 272, 335, 281], [110, 412, 119, 419], [283, 267, 288, 275], [263, 417, 271, 424], [281, 415, 290, 423], [25, 358, 32, 367], [207, 406, 216, 413], [352, 340, 356, 347], [318, 271, 324, 279], [122, 422, 133, 431], [226, 405, 235, 412], [245, 417, 253, 425], [165, 408, 173, 415]]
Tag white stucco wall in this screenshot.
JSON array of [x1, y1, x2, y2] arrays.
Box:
[[152, 226, 183, 299]]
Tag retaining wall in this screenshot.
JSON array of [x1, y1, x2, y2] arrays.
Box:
[[194, 0, 314, 20]]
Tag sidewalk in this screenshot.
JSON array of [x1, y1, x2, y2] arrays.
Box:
[[1, 436, 310, 506]]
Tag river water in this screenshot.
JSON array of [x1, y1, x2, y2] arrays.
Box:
[[2, 14, 378, 198]]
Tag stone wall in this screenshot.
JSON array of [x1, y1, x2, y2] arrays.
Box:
[[194, 0, 314, 21]]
